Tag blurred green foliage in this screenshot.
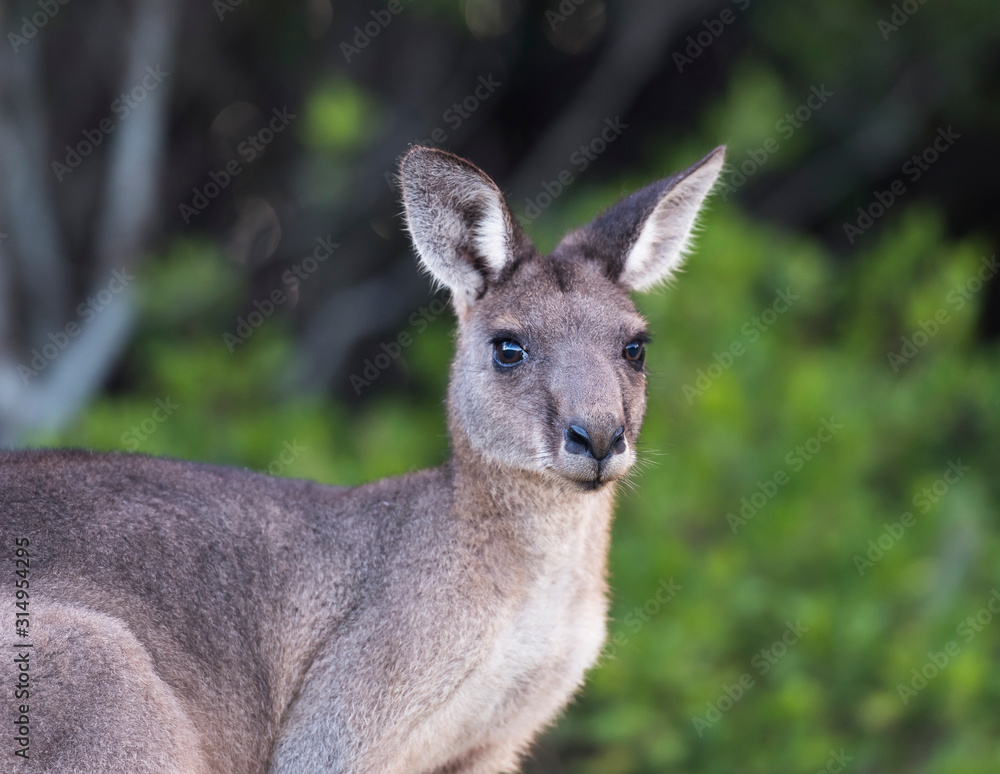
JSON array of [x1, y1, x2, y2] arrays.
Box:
[[303, 76, 380, 153], [40, 189, 1000, 772]]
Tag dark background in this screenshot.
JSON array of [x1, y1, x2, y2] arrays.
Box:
[[2, 1, 999, 771]]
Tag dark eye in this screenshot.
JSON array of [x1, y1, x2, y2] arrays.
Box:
[[623, 340, 646, 367], [494, 340, 526, 367]]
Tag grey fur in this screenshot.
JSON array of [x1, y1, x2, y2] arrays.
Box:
[[1, 145, 724, 773]]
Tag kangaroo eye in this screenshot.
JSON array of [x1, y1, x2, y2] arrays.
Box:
[[623, 341, 646, 366], [494, 340, 526, 367]]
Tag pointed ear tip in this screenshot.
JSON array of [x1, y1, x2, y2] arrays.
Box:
[[404, 144, 437, 155], [400, 145, 432, 168], [400, 146, 489, 182], [706, 145, 727, 164], [400, 145, 454, 173], [682, 145, 726, 183]]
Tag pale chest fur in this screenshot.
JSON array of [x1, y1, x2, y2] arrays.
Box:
[[396, 495, 613, 772]]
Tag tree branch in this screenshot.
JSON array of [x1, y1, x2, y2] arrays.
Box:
[[0, 43, 70, 344], [94, 0, 183, 276], [0, 0, 182, 445], [507, 0, 711, 200]]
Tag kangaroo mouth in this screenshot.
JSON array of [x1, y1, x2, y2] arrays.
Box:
[[560, 464, 614, 491], [579, 477, 607, 492], [552, 442, 632, 490]]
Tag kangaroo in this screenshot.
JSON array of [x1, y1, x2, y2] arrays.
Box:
[[1, 144, 724, 773]]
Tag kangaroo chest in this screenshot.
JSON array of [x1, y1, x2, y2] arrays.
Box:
[[467, 500, 613, 717], [396, 501, 612, 772]]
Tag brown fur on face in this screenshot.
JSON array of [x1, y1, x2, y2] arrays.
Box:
[[2, 146, 724, 774], [448, 255, 648, 490]]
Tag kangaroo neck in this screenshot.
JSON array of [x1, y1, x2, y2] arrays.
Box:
[[447, 423, 617, 541]]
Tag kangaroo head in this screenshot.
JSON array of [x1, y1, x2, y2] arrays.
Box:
[[400, 146, 725, 491]]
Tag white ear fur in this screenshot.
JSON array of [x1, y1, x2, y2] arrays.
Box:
[[618, 146, 726, 292], [400, 148, 515, 310]]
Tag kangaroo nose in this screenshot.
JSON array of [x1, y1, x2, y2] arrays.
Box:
[[565, 423, 626, 462]]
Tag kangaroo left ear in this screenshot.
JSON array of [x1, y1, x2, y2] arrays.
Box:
[[400, 147, 521, 317], [558, 146, 726, 291]]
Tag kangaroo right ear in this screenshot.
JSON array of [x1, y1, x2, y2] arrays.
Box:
[[400, 147, 520, 315], [557, 146, 726, 291]]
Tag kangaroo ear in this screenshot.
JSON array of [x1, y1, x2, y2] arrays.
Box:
[[561, 146, 726, 292], [400, 147, 520, 311]]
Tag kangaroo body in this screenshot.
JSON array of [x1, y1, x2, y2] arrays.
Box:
[[1, 145, 724, 773], [3, 451, 607, 773]]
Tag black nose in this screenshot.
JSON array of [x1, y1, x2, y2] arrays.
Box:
[[565, 423, 626, 462]]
